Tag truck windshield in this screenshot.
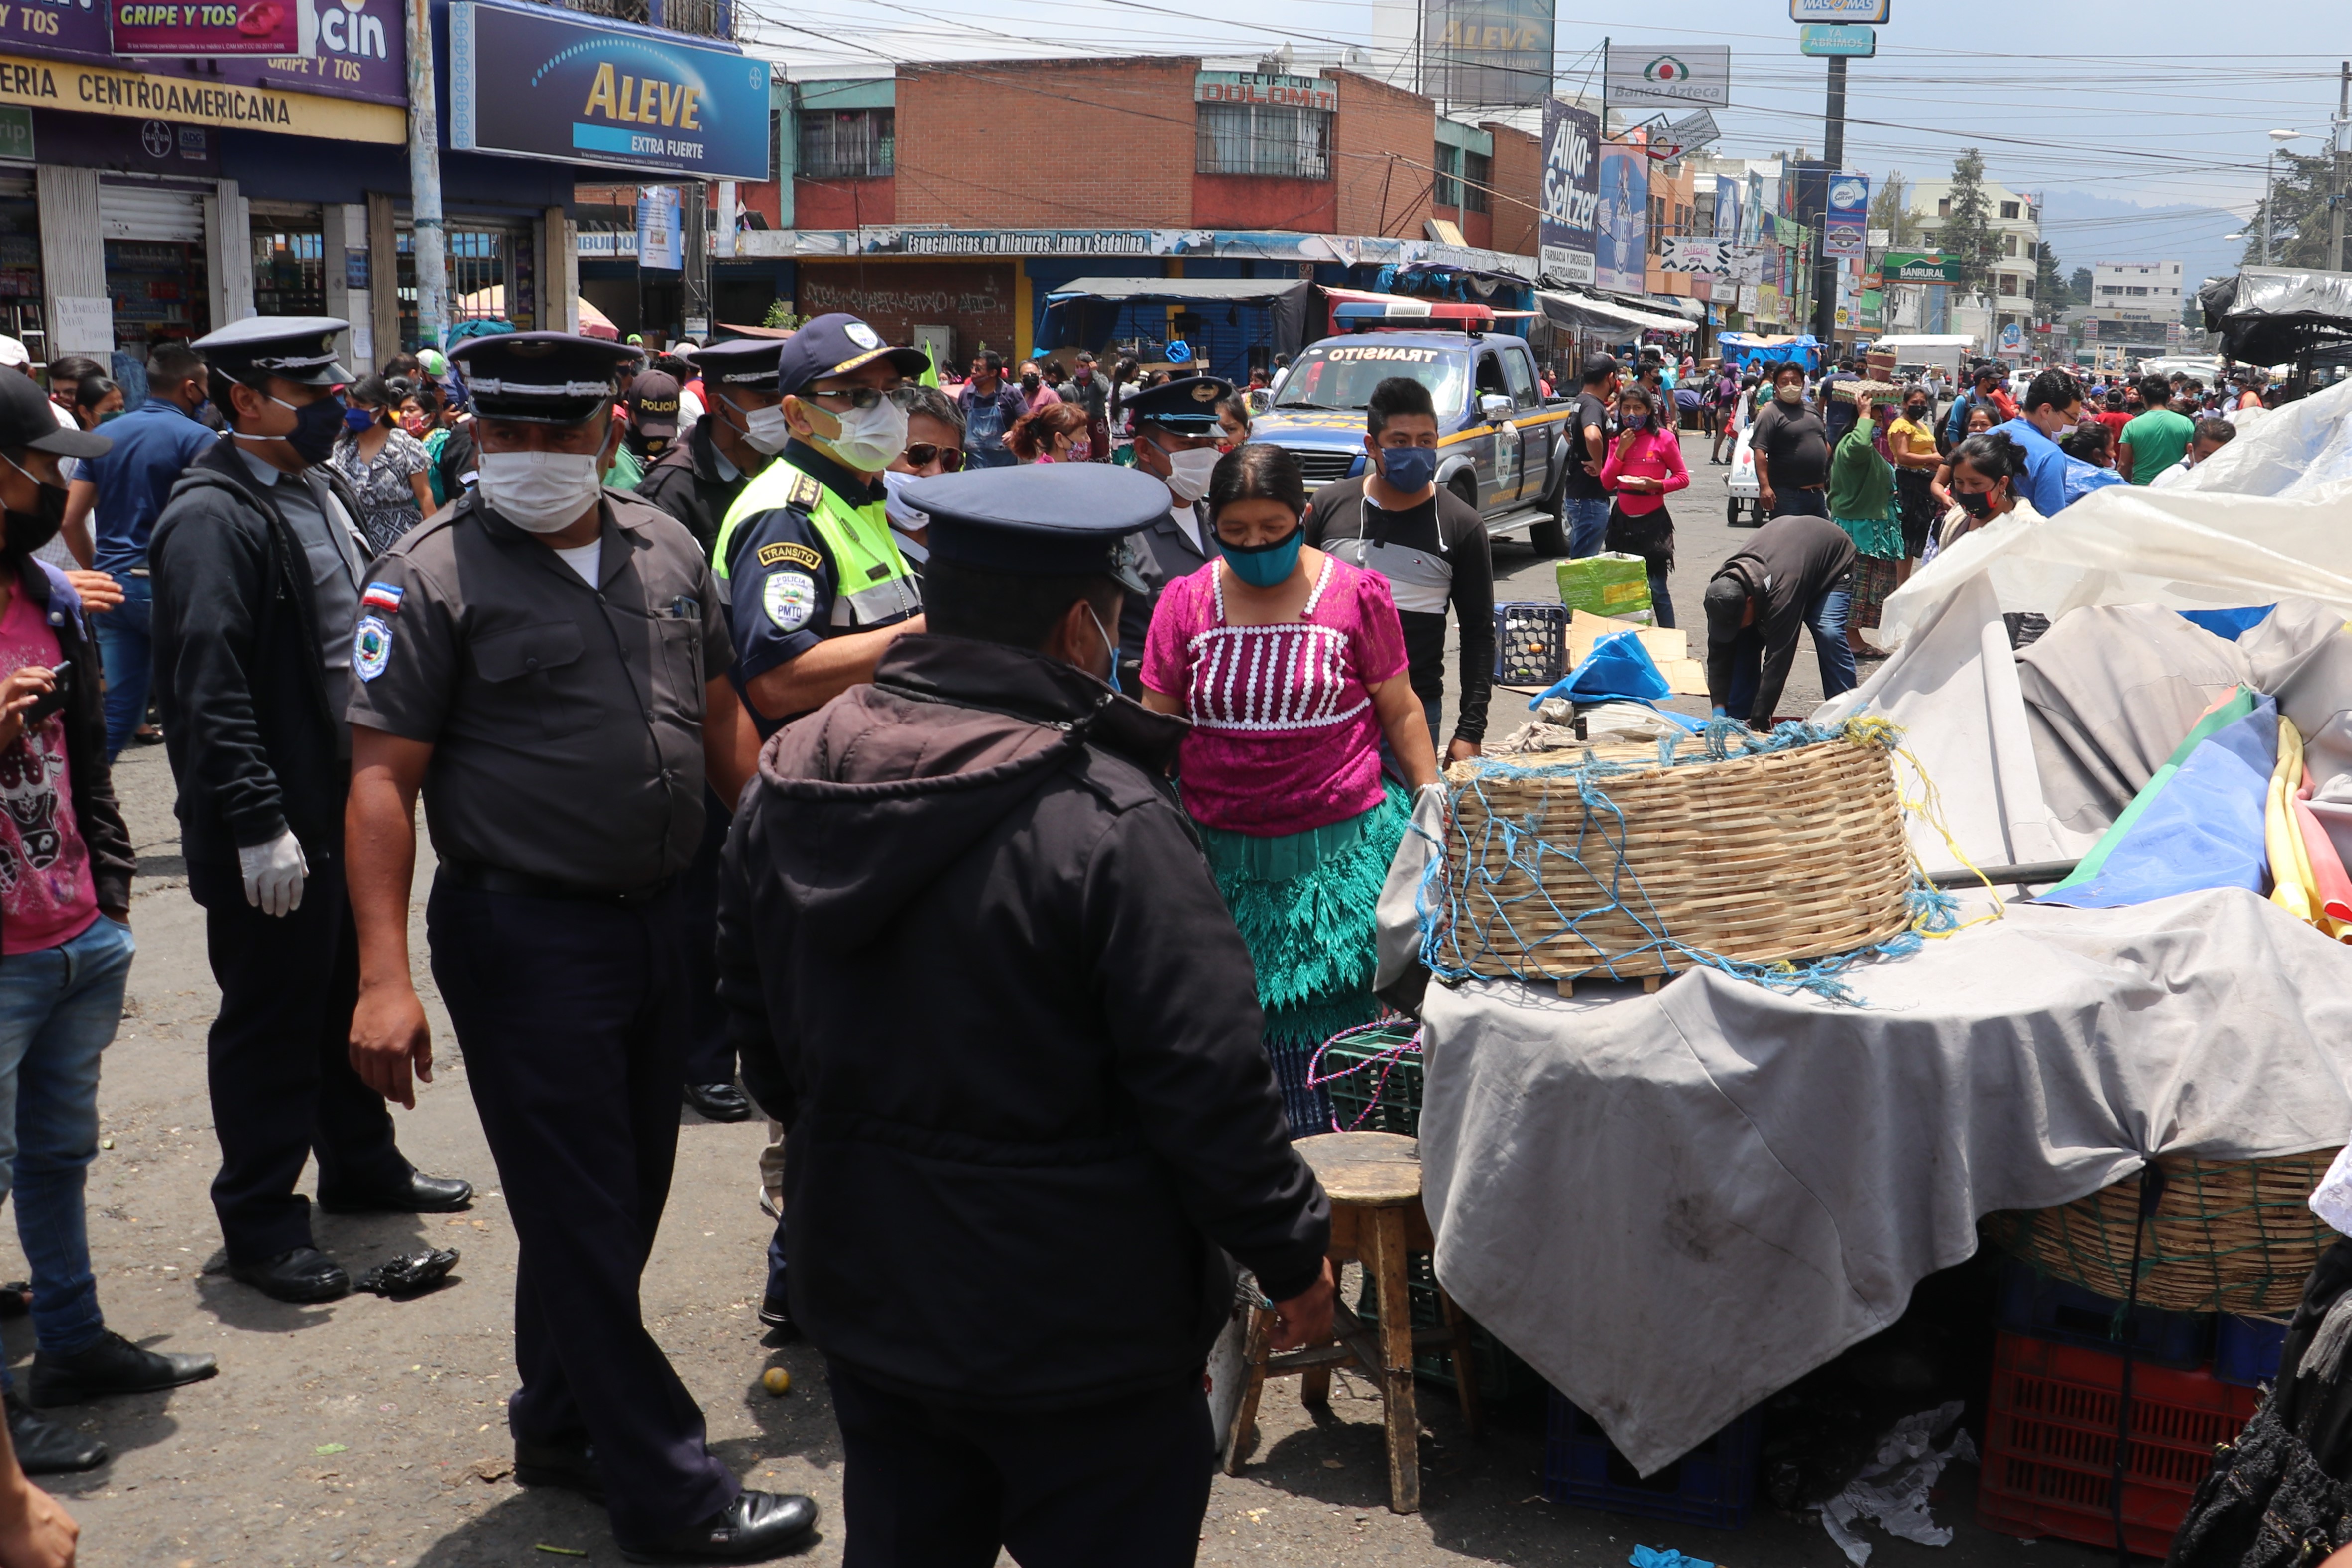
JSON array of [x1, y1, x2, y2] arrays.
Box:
[[1274, 343, 1467, 416]]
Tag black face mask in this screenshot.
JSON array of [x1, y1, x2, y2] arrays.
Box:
[[1905, 405, 1928, 421], [2, 480, 68, 559], [1956, 484, 1999, 520]]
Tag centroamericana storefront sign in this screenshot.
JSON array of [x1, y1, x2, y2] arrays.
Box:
[[0, 51, 403, 139]]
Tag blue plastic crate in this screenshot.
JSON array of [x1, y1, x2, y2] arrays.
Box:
[[1543, 1389, 1760, 1530], [1994, 1259, 2212, 1369], [2215, 1314, 2288, 1387]]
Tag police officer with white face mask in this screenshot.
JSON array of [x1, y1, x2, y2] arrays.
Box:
[[1108, 374, 1229, 691], [342, 332, 808, 1563], [637, 337, 788, 560]]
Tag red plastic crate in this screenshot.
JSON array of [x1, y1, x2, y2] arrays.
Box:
[[1975, 1331, 2259, 1558]]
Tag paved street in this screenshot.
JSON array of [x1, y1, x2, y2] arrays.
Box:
[[0, 448, 2063, 1568]]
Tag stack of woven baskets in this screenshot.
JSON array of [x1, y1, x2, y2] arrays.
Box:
[[1437, 726, 1912, 983]]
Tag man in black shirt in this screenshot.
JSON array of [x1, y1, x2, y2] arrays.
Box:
[[1560, 355, 1618, 557], [1302, 376, 1493, 761], [1751, 361, 1831, 519], [1701, 512, 1859, 726]]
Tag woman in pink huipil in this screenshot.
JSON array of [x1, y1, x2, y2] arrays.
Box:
[[1140, 444, 1438, 1136], [1599, 382, 1691, 628]]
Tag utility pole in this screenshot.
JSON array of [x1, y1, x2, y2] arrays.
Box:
[[405, 0, 448, 349], [2331, 60, 2349, 273], [683, 182, 710, 339], [1809, 55, 1846, 346]]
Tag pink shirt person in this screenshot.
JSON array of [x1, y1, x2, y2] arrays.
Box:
[[1600, 424, 1690, 517]]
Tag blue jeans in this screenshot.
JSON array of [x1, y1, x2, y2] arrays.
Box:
[[94, 570, 152, 760], [1721, 583, 1857, 723], [0, 916, 134, 1381], [1564, 495, 1612, 559]]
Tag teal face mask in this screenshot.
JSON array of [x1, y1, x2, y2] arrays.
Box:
[[1218, 525, 1303, 588]]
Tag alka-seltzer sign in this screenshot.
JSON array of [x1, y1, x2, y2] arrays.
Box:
[[1538, 96, 1599, 287], [448, 0, 769, 181]]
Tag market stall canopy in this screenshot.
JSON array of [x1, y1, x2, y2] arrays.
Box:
[[1870, 333, 1978, 352], [2199, 266, 2352, 364], [1537, 289, 1691, 336], [1041, 275, 1311, 366]]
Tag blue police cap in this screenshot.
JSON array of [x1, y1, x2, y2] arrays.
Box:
[[449, 331, 638, 424], [690, 336, 788, 392], [1120, 374, 1233, 435], [907, 464, 1164, 595], [193, 315, 353, 386], [774, 313, 930, 399]]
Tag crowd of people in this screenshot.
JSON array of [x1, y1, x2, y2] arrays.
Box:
[[0, 301, 2302, 1566]]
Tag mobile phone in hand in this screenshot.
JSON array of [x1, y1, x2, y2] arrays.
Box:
[[22, 660, 68, 726]]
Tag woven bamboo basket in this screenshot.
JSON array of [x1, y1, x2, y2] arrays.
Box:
[[1981, 1151, 2343, 1315], [1440, 733, 1911, 981]]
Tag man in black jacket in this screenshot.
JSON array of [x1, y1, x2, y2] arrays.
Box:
[[150, 318, 470, 1307], [718, 463, 1332, 1565]]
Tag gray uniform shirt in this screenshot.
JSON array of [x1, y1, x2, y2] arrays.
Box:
[[344, 487, 734, 893], [238, 446, 368, 755]]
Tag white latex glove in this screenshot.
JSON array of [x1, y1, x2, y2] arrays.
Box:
[[237, 828, 309, 918]]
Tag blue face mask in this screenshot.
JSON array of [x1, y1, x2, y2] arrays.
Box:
[[1218, 525, 1304, 589], [344, 404, 376, 433], [1082, 600, 1122, 694], [1377, 443, 1439, 493]]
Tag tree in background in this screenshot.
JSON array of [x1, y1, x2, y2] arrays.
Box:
[[1869, 172, 1925, 250], [2240, 149, 2335, 267], [1942, 149, 2000, 308], [2029, 241, 2067, 320], [2069, 266, 2094, 307]]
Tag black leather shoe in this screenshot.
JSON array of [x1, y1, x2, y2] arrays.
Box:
[[683, 1083, 751, 1122], [757, 1281, 799, 1343], [515, 1433, 604, 1504], [617, 1490, 819, 1562], [4, 1395, 105, 1474], [228, 1247, 350, 1303], [317, 1171, 474, 1214], [30, 1330, 218, 1405]]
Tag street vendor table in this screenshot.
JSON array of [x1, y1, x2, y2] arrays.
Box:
[[1378, 795, 2352, 1476]]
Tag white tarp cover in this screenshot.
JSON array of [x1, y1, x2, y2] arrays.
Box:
[[1405, 890, 2352, 1477], [1873, 376, 2352, 656]]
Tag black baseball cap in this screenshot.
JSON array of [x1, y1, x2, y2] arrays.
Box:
[[626, 370, 682, 438], [0, 370, 106, 458], [773, 313, 929, 399], [1581, 354, 1619, 382], [1120, 375, 1232, 435]]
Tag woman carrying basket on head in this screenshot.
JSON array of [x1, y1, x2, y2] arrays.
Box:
[[1140, 444, 1440, 1137]]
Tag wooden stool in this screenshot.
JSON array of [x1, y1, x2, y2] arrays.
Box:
[[1224, 1131, 1481, 1514]]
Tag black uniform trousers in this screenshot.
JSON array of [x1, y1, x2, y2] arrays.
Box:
[[426, 875, 737, 1544], [675, 788, 734, 1087], [188, 854, 411, 1264], [828, 1358, 1215, 1568]]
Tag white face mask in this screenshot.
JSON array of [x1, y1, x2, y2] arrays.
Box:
[[818, 397, 909, 473], [742, 401, 792, 456], [477, 450, 603, 534], [1161, 444, 1221, 503], [880, 469, 927, 532]]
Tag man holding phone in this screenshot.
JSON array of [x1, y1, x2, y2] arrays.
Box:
[[0, 370, 216, 1476]]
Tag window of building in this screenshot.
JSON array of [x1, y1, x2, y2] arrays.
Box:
[[1196, 102, 1331, 180], [1432, 144, 1488, 211], [1999, 200, 2019, 219], [251, 225, 325, 318], [799, 108, 895, 180], [2002, 234, 2017, 257], [559, 0, 651, 23]]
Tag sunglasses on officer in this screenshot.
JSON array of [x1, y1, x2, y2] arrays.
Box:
[[800, 385, 923, 412], [902, 443, 964, 472]]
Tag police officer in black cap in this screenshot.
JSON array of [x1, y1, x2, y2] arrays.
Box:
[[718, 461, 1333, 1566], [341, 332, 812, 1562], [636, 335, 790, 1125], [709, 312, 927, 738], [1108, 373, 1230, 688], [150, 316, 471, 1307]]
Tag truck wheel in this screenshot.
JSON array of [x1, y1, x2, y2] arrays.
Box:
[[1528, 494, 1569, 557]]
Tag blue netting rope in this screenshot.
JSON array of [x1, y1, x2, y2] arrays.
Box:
[[1412, 716, 1969, 1006]]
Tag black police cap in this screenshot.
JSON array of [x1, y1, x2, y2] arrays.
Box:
[[450, 331, 639, 425], [1121, 374, 1232, 435], [690, 336, 788, 390], [906, 464, 1165, 595], [193, 315, 353, 387], [774, 314, 929, 399]]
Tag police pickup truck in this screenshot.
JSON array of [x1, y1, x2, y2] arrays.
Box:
[[1255, 327, 1574, 555]]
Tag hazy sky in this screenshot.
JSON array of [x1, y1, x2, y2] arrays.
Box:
[[736, 0, 2346, 240]]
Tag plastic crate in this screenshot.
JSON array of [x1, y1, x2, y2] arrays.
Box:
[[1994, 1259, 2213, 1369], [1494, 602, 1569, 687], [1543, 1390, 1762, 1530], [2214, 1314, 2289, 1388], [1351, 1253, 1542, 1409], [1314, 1024, 1422, 1135], [1975, 1330, 2258, 1558]]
